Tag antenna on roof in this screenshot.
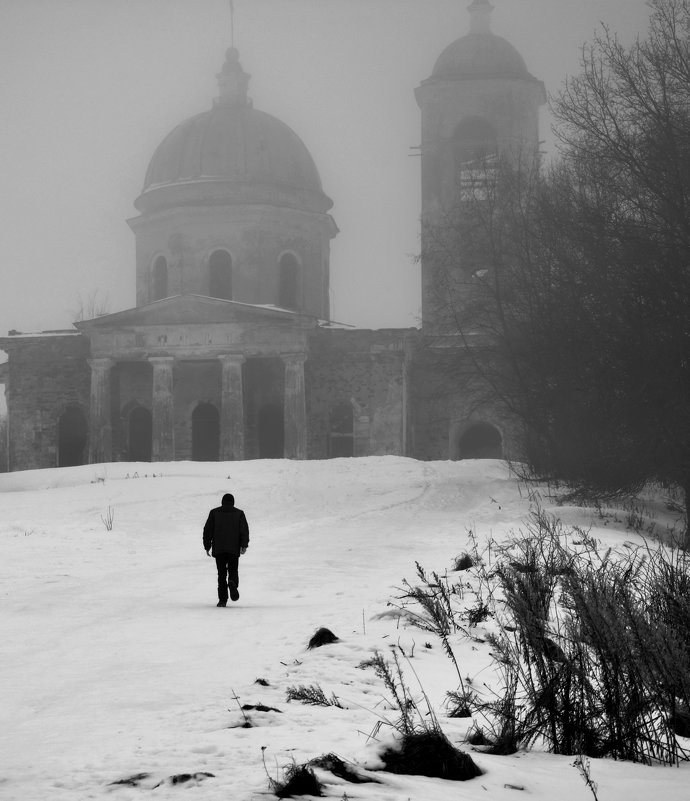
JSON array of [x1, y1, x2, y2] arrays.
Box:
[[229, 0, 235, 48]]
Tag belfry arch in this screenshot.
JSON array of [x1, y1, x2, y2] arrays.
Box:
[[453, 116, 498, 167]]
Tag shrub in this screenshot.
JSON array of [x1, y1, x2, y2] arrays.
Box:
[[480, 508, 690, 764], [395, 562, 461, 636]]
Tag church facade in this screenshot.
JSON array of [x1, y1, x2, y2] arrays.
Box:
[[0, 1, 544, 471]]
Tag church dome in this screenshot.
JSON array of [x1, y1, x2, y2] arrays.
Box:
[[428, 1, 535, 82], [136, 48, 332, 213], [431, 32, 530, 79], [142, 105, 326, 194]]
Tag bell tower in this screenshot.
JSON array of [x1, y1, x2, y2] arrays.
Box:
[[415, 0, 546, 330]]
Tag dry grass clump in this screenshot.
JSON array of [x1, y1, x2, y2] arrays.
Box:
[[380, 729, 483, 781], [286, 683, 343, 708], [308, 627, 340, 648], [270, 763, 324, 798]]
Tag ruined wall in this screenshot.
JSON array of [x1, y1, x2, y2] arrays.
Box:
[[2, 334, 90, 471], [306, 328, 414, 459], [408, 342, 525, 461]]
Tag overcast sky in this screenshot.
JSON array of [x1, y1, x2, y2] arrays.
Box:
[[0, 0, 651, 339]]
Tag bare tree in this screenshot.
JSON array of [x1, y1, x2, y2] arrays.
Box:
[[71, 290, 110, 323], [428, 0, 690, 543]]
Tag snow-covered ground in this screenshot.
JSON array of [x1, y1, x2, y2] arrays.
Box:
[[0, 457, 687, 800]]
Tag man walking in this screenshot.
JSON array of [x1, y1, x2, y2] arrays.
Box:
[[203, 493, 250, 607]]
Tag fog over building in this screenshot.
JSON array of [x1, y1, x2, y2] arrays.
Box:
[[0, 1, 561, 467]]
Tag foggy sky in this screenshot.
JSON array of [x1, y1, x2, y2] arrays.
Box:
[[0, 0, 650, 341]]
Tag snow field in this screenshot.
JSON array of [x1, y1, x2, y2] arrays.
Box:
[[0, 457, 687, 800]]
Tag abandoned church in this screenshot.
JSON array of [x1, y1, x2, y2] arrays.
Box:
[[0, 1, 545, 471]]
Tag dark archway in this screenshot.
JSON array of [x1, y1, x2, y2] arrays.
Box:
[[128, 406, 152, 462], [278, 253, 299, 311], [152, 255, 168, 301], [457, 422, 503, 460], [192, 403, 220, 461], [209, 250, 233, 300], [58, 405, 87, 467], [258, 403, 284, 458], [329, 403, 354, 457], [453, 116, 498, 166]]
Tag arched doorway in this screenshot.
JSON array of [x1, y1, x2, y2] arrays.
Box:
[[258, 403, 284, 458], [457, 422, 503, 460], [128, 406, 152, 462], [329, 402, 354, 457], [192, 403, 220, 461], [58, 406, 87, 467]]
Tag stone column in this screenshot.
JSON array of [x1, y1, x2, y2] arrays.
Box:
[[283, 353, 307, 460], [149, 357, 175, 462], [88, 358, 114, 464], [219, 354, 245, 461]]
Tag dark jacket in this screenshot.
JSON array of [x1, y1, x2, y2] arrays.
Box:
[[203, 502, 250, 557]]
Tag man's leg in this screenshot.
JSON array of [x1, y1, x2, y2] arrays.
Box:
[[215, 556, 229, 605], [228, 554, 240, 601]]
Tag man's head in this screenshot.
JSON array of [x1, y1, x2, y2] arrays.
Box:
[[222, 493, 235, 507]]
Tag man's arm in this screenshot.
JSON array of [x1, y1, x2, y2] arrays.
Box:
[[239, 511, 249, 553], [202, 510, 214, 554]]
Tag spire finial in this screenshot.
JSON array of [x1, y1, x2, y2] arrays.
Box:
[[215, 47, 251, 108], [229, 0, 235, 48], [468, 0, 494, 34]]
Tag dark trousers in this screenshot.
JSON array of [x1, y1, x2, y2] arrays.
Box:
[[215, 553, 239, 602]]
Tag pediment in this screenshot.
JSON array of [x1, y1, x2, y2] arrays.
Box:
[[76, 295, 310, 329]]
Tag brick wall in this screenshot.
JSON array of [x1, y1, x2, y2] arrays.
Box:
[[3, 335, 90, 470]]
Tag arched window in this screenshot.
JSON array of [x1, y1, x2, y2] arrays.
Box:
[[258, 403, 284, 458], [454, 117, 498, 201], [58, 405, 87, 467], [128, 406, 152, 462], [278, 253, 300, 311], [457, 422, 503, 460], [329, 403, 354, 457], [192, 403, 220, 461], [209, 250, 233, 300], [152, 256, 168, 301]]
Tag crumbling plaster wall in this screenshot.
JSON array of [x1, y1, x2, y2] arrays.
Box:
[[306, 328, 414, 459]]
